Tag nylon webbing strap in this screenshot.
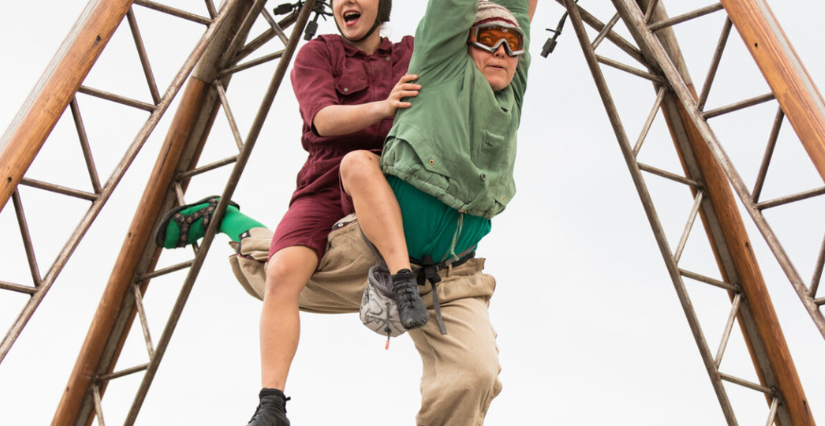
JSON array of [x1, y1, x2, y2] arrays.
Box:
[[417, 255, 447, 334], [358, 223, 476, 335], [413, 247, 476, 336]]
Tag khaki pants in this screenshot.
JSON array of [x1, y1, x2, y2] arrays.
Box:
[[229, 216, 502, 425]]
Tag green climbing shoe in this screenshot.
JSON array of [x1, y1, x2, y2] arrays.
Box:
[[154, 196, 239, 249]]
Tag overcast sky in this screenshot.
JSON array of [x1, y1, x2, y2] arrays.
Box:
[[1, 1, 824, 425]]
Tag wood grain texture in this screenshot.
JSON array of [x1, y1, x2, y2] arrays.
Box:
[[0, 0, 135, 213]]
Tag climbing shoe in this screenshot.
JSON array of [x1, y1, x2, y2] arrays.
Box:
[[392, 269, 429, 329], [154, 195, 264, 249], [246, 388, 291, 426]]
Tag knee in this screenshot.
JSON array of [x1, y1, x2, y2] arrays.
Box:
[[340, 150, 379, 187], [456, 353, 501, 394], [263, 259, 305, 302]]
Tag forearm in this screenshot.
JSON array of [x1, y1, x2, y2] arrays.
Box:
[[313, 101, 389, 137]]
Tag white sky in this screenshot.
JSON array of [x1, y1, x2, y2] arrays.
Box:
[[1, 1, 824, 425]]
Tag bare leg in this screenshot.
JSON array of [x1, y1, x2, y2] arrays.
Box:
[[340, 150, 428, 329], [260, 245, 318, 390], [340, 150, 411, 274]]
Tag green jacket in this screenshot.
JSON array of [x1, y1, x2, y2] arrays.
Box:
[[380, 0, 531, 219]]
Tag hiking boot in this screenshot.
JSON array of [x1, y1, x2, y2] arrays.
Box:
[[246, 389, 290, 426], [392, 269, 429, 329]]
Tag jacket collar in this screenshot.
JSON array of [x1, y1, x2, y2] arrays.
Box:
[[342, 36, 392, 57]]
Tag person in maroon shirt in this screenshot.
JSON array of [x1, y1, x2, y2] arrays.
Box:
[[252, 0, 420, 424], [155, 1, 509, 424]]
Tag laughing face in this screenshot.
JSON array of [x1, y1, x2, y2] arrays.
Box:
[[469, 44, 519, 91], [333, 0, 380, 42]]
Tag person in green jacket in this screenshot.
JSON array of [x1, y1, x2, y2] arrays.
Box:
[[340, 0, 536, 328]]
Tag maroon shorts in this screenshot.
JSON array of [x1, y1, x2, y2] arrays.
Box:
[[269, 189, 355, 263]]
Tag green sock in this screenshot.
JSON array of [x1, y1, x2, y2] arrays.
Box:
[[220, 205, 265, 242]]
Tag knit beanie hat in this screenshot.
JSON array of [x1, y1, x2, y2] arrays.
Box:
[[474, 1, 520, 28]]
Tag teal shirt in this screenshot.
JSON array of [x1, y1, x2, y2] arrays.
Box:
[[380, 0, 531, 219]]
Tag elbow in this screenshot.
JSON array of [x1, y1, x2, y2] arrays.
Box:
[[312, 114, 328, 137]]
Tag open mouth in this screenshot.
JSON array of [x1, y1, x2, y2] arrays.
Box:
[[343, 11, 361, 26]]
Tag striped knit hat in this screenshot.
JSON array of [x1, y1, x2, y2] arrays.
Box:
[[474, 1, 520, 29]]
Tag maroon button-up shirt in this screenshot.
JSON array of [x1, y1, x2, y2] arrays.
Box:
[[288, 34, 414, 205]]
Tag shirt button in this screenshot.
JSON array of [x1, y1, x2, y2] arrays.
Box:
[[480, 173, 486, 181], [343, 88, 349, 93], [429, 159, 435, 165], [385, 56, 391, 61]]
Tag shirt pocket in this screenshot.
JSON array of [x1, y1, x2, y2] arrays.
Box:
[[334, 74, 368, 99], [476, 129, 510, 170]]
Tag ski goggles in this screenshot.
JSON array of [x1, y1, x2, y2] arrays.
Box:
[[467, 23, 525, 57]]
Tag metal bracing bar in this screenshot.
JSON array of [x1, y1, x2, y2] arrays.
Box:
[[126, 8, 162, 105], [697, 18, 733, 112], [633, 86, 667, 156], [592, 13, 620, 50], [123, 3, 316, 423], [715, 293, 743, 367], [205, 0, 217, 19], [0, 281, 36, 295], [719, 372, 775, 395], [135, 260, 194, 282], [132, 283, 155, 358], [702, 93, 775, 120], [752, 108, 784, 203], [223, 0, 270, 67], [70, 98, 103, 194], [77, 86, 157, 112], [721, 0, 825, 184], [92, 384, 106, 426], [597, 55, 664, 83], [563, 2, 739, 423], [214, 81, 245, 150], [554, 1, 646, 66], [0, 0, 134, 213], [679, 268, 741, 293], [177, 155, 239, 180], [173, 181, 186, 204], [765, 397, 780, 426], [1, 0, 240, 367], [12, 191, 41, 287], [19, 178, 99, 202], [55, 4, 254, 422], [97, 363, 149, 382], [648, 3, 725, 32], [236, 25, 284, 64], [133, 0, 212, 26], [637, 163, 702, 187], [811, 235, 825, 298], [217, 49, 286, 78], [612, 2, 815, 425], [261, 8, 290, 46], [618, 0, 825, 340], [756, 186, 825, 211], [674, 191, 705, 264], [643, 0, 660, 24]]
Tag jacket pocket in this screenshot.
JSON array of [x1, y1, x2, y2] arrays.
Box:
[[476, 129, 510, 170], [334, 74, 368, 97]]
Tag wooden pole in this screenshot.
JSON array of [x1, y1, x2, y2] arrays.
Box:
[[53, 2, 265, 422], [720, 0, 825, 183], [51, 77, 212, 426], [628, 1, 815, 423], [666, 93, 815, 426], [0, 0, 134, 213]]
